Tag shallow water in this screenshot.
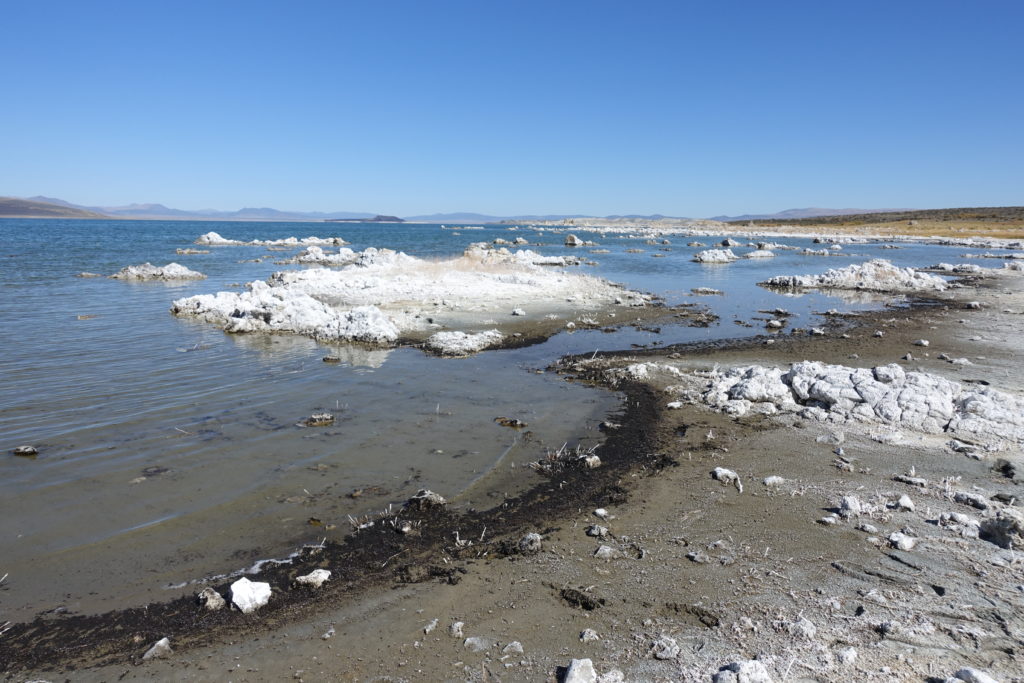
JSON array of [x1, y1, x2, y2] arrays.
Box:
[[0, 218, 986, 619]]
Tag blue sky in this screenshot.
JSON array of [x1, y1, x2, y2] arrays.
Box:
[[2, 0, 1021, 217]]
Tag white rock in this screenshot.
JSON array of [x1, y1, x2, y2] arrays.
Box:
[[511, 307, 526, 316], [294, 568, 331, 588], [142, 637, 173, 661], [790, 616, 817, 639], [837, 646, 857, 665], [896, 494, 915, 512], [913, 339, 930, 347], [580, 628, 600, 642], [839, 495, 863, 518], [502, 640, 524, 654], [449, 621, 464, 638], [424, 618, 438, 634], [594, 545, 620, 560], [464, 636, 496, 652], [230, 577, 271, 613], [694, 249, 739, 263], [954, 668, 1000, 683], [763, 475, 785, 487], [713, 659, 774, 683], [594, 508, 613, 521], [586, 524, 609, 538], [651, 634, 680, 660], [889, 532, 917, 551], [519, 532, 543, 554], [112, 262, 205, 281], [666, 401, 684, 409], [744, 250, 775, 259], [761, 259, 947, 293], [426, 330, 504, 356], [564, 658, 597, 683]]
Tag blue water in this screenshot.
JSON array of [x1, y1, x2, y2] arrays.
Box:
[[0, 218, 975, 618]]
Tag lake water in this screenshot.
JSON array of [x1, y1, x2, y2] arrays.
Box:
[[0, 218, 975, 619]]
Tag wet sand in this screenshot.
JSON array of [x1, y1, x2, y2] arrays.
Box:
[[4, 270, 1024, 681]]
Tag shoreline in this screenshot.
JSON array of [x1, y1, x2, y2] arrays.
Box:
[[7, 268, 1023, 680]]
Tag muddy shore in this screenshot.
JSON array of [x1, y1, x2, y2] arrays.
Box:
[[4, 270, 1024, 682]]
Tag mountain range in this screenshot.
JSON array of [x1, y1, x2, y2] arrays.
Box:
[[3, 195, 914, 223]]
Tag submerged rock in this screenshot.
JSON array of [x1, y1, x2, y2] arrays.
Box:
[[426, 330, 504, 356], [12, 445, 38, 457], [693, 249, 739, 263], [111, 262, 206, 281]]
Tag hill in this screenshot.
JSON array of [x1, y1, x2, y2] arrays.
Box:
[[712, 207, 913, 222], [732, 206, 1024, 226], [0, 197, 107, 218]]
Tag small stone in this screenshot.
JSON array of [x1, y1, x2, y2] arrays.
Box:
[[594, 545, 620, 560], [197, 587, 225, 611], [763, 476, 785, 487], [580, 628, 600, 642], [913, 339, 930, 347], [564, 658, 597, 683], [888, 532, 917, 551], [511, 308, 526, 316], [586, 524, 609, 538], [790, 616, 817, 639], [579, 454, 601, 468], [837, 647, 857, 665], [449, 621, 465, 638], [810, 327, 825, 336], [294, 568, 331, 588], [302, 413, 334, 427], [518, 532, 543, 554], [651, 634, 680, 660], [896, 494, 915, 512], [593, 508, 614, 520], [230, 577, 271, 613], [464, 636, 496, 652], [818, 514, 840, 526], [666, 401, 683, 409], [423, 618, 438, 634], [142, 637, 172, 661], [405, 489, 446, 510], [856, 522, 879, 534], [839, 495, 863, 518], [12, 445, 38, 457], [502, 640, 524, 655], [712, 660, 774, 683]]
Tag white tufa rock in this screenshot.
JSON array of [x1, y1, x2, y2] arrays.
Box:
[[511, 307, 526, 316], [954, 667, 1001, 683], [763, 475, 785, 487], [111, 263, 205, 281], [518, 532, 543, 554], [449, 621, 464, 638], [502, 641, 524, 654], [580, 628, 600, 642], [744, 249, 775, 259], [594, 508, 614, 521], [712, 467, 743, 493], [790, 616, 817, 639], [426, 330, 504, 356], [230, 577, 272, 613], [294, 568, 331, 588], [761, 259, 947, 293], [896, 494, 915, 512], [423, 618, 438, 634], [693, 249, 739, 263], [889, 532, 917, 551], [464, 636, 496, 652], [142, 637, 173, 661], [839, 495, 863, 518], [564, 658, 598, 683], [594, 545, 620, 560], [651, 634, 681, 660], [712, 659, 774, 683], [913, 339, 930, 347], [837, 647, 857, 665]]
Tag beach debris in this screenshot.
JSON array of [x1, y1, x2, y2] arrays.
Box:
[[11, 445, 38, 457], [294, 569, 331, 588], [651, 634, 680, 660], [495, 416, 528, 428], [405, 489, 446, 511], [564, 658, 597, 683], [693, 249, 739, 263], [111, 262, 206, 281], [712, 467, 743, 493], [449, 621, 465, 638], [580, 628, 600, 642], [230, 577, 271, 614], [712, 659, 774, 682], [301, 413, 335, 427], [953, 667, 1001, 683], [463, 636, 496, 652], [530, 443, 601, 475], [426, 330, 504, 356], [197, 587, 226, 611], [142, 637, 172, 661], [502, 641, 524, 654], [518, 532, 543, 555]]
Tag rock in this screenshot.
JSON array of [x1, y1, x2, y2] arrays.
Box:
[[294, 568, 331, 588], [979, 508, 1024, 549], [230, 577, 271, 613], [712, 467, 743, 493], [405, 489, 446, 510], [197, 587, 225, 611], [954, 491, 989, 510], [888, 532, 917, 551], [712, 659, 774, 683], [423, 618, 438, 634], [564, 658, 597, 683], [463, 636, 496, 652], [579, 454, 601, 468], [810, 327, 825, 336], [818, 514, 840, 525], [594, 508, 614, 521], [839, 495, 863, 518], [763, 475, 785, 487], [761, 259, 947, 293], [837, 646, 857, 665], [580, 628, 600, 642], [111, 262, 206, 281], [12, 445, 38, 456], [594, 545, 620, 560], [913, 339, 930, 347], [651, 634, 680, 660], [426, 329, 504, 356], [745, 250, 775, 259], [722, 238, 742, 247], [449, 621, 464, 638], [874, 330, 885, 337], [766, 319, 783, 329], [518, 532, 543, 554], [565, 234, 583, 247], [302, 413, 334, 427], [896, 494, 915, 512], [666, 400, 684, 409], [511, 307, 526, 316], [586, 524, 609, 538], [502, 640, 524, 654], [857, 522, 879, 533], [789, 616, 817, 639], [694, 249, 739, 263], [954, 667, 1000, 683], [142, 637, 172, 661]]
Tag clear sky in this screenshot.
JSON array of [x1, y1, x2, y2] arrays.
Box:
[[2, 0, 1021, 217]]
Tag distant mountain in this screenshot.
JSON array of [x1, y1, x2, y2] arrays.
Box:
[[710, 208, 914, 222], [404, 212, 605, 224], [0, 197, 106, 219], [13, 196, 378, 221]]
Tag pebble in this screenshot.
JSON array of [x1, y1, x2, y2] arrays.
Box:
[[463, 636, 495, 652], [449, 621, 464, 638], [142, 637, 172, 661], [913, 339, 930, 347], [586, 524, 609, 538], [594, 545, 620, 560], [511, 308, 526, 316], [712, 659, 774, 683], [594, 508, 614, 521], [423, 619, 438, 634], [837, 646, 857, 665]]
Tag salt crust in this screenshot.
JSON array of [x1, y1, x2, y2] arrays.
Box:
[[194, 231, 348, 247], [172, 245, 646, 351], [111, 263, 206, 280], [761, 259, 947, 293], [631, 361, 1024, 447]]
